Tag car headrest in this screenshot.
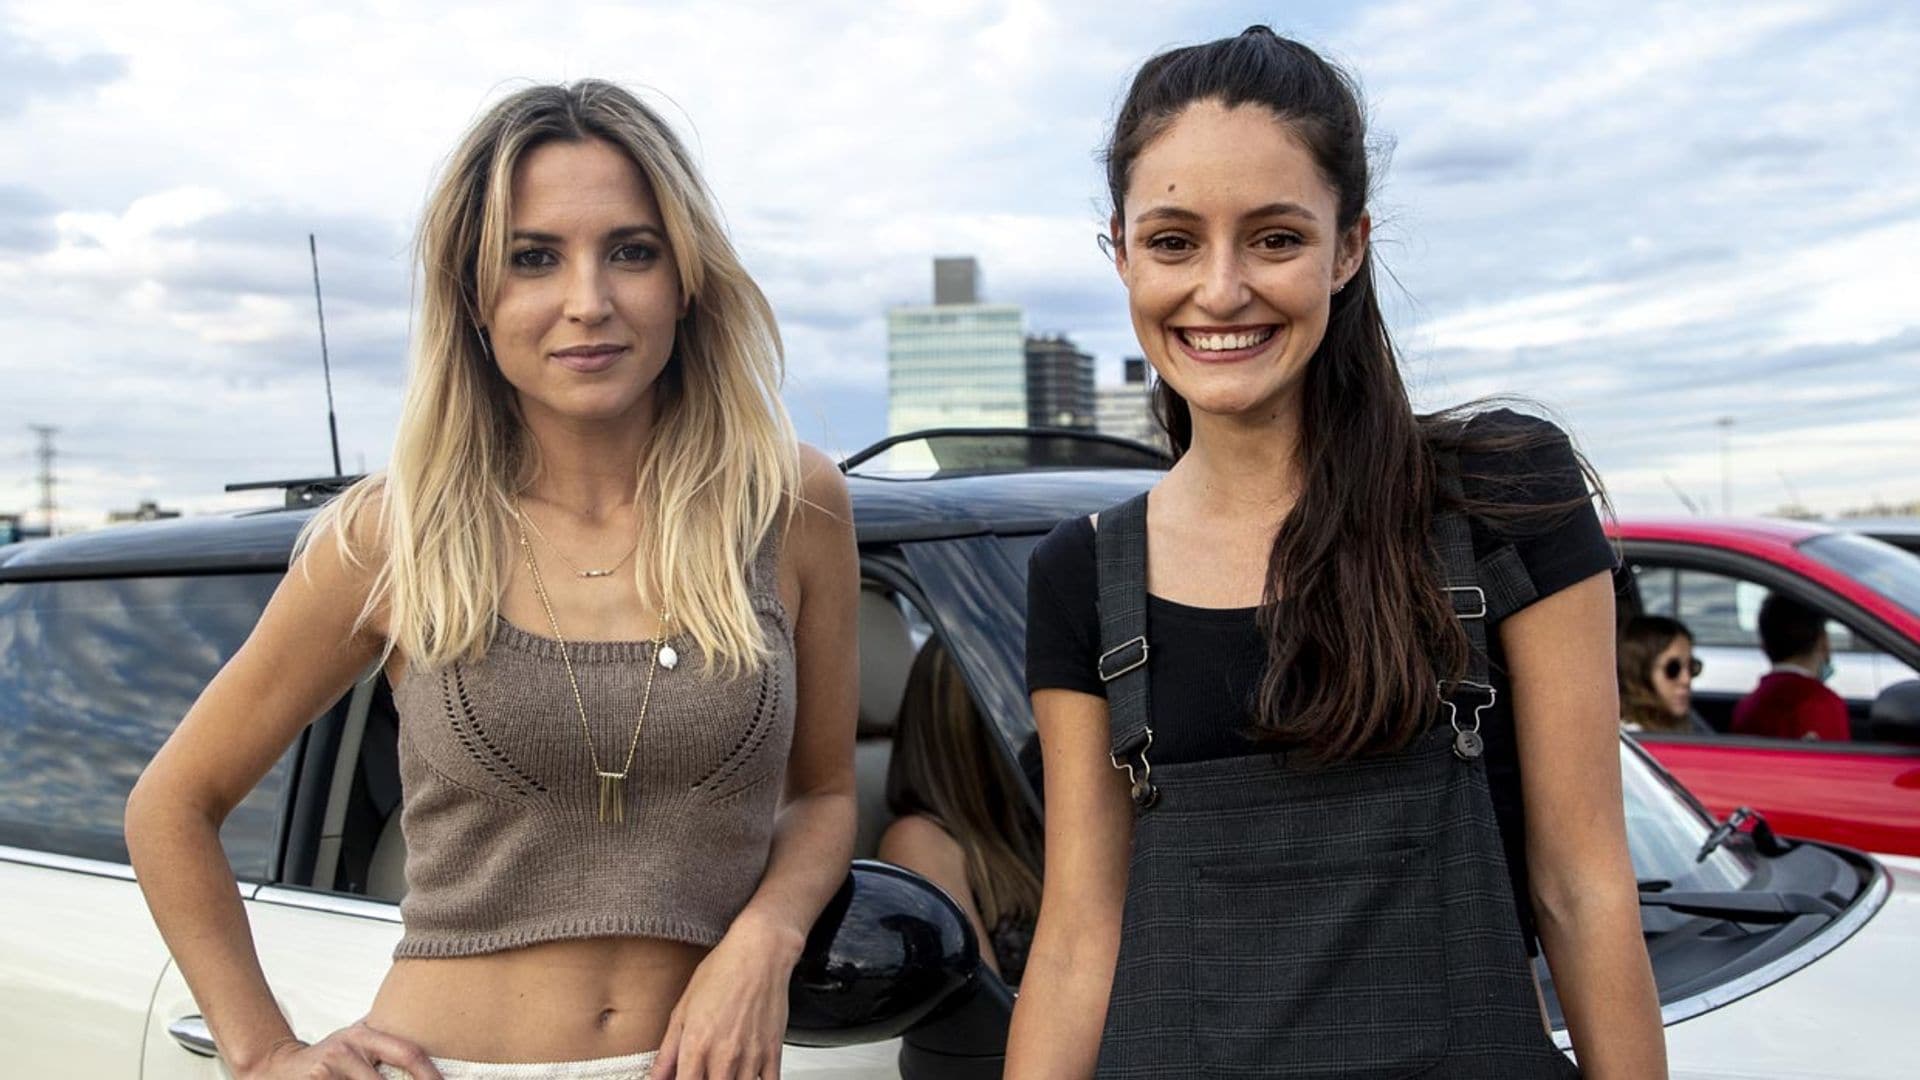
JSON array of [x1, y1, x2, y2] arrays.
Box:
[[859, 587, 917, 738]]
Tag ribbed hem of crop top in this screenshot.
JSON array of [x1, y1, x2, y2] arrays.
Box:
[[387, 530, 797, 959], [394, 914, 729, 959]]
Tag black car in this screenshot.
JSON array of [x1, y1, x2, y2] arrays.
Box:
[[0, 430, 1900, 1079]]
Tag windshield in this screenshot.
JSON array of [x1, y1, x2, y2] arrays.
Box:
[[1620, 741, 1754, 892], [1799, 531, 1920, 618]]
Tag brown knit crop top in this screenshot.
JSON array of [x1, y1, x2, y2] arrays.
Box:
[[387, 535, 794, 958]]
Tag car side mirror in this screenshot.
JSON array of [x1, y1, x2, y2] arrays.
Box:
[[1870, 680, 1920, 745], [786, 859, 981, 1047]]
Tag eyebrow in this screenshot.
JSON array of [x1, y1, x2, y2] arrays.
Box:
[[509, 224, 666, 243], [1132, 202, 1320, 227]]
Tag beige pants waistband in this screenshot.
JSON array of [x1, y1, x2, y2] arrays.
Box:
[[377, 1049, 657, 1079]]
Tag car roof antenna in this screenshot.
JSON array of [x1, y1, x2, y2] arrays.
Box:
[[310, 233, 344, 477]]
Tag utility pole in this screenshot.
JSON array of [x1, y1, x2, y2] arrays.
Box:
[[1716, 416, 1735, 516], [29, 424, 57, 535]]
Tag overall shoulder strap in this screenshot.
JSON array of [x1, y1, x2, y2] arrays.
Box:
[[1432, 455, 1530, 759], [1093, 493, 1157, 805]]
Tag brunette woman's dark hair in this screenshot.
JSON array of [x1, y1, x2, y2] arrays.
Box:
[[886, 640, 1044, 929], [1104, 27, 1604, 763], [1618, 616, 1694, 732]]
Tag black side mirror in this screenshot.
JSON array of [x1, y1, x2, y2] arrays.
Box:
[[786, 859, 980, 1047], [1870, 680, 1920, 745]]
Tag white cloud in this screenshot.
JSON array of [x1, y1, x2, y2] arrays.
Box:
[[1, 0, 1917, 524]]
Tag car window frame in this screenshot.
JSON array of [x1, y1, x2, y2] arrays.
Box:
[[1618, 539, 1920, 674]]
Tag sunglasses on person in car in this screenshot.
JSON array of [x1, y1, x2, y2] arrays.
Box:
[[1661, 657, 1704, 680]]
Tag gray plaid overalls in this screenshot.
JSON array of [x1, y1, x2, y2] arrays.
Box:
[[1091, 490, 1581, 1078]]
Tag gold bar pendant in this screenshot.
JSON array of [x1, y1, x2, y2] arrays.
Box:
[[598, 771, 625, 824]]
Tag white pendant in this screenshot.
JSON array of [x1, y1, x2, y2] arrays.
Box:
[[657, 643, 678, 671]]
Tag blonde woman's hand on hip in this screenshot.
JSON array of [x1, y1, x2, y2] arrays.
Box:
[[237, 1022, 443, 1080]]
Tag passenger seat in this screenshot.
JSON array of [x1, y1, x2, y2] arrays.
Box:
[[855, 585, 918, 859]]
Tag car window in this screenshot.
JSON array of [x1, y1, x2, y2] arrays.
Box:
[[1643, 566, 1859, 653], [1799, 532, 1920, 618], [0, 574, 292, 879], [1620, 742, 1752, 891]]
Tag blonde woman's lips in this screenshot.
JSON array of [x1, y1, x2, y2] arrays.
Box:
[[551, 345, 626, 373]]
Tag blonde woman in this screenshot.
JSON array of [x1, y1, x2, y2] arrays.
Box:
[[124, 81, 858, 1080]]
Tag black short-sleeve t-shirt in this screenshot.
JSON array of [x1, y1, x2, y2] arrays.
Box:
[[1023, 409, 1615, 948]]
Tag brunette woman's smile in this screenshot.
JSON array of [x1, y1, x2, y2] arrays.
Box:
[[1173, 323, 1282, 364]]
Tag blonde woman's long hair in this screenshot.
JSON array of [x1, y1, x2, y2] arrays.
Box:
[[301, 80, 799, 676]]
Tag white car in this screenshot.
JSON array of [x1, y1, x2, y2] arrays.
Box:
[[1, 437, 1914, 1078]]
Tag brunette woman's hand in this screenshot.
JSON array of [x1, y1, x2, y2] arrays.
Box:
[[652, 914, 801, 1080], [236, 1023, 443, 1080]]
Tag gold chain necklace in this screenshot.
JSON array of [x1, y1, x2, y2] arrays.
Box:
[[515, 517, 673, 824], [517, 505, 641, 579]]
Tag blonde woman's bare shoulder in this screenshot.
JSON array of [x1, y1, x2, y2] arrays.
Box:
[[290, 474, 393, 633], [793, 442, 852, 524], [784, 443, 855, 598]]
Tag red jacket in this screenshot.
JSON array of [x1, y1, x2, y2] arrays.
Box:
[[1732, 670, 1851, 742]]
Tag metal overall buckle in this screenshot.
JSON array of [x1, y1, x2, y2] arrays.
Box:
[[1110, 728, 1159, 809], [1097, 635, 1149, 681], [1439, 680, 1497, 761]]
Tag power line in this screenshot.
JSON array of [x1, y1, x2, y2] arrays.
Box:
[[29, 425, 57, 535]]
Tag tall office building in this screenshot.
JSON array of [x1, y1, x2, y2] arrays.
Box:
[[1096, 357, 1164, 448], [886, 257, 1026, 435], [1024, 333, 1096, 430]]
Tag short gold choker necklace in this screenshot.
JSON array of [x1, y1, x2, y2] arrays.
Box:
[[515, 504, 640, 579], [515, 516, 673, 824]]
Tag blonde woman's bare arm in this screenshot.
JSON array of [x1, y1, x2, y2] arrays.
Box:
[[1004, 688, 1133, 1080], [124, 514, 438, 1079], [1505, 572, 1667, 1078], [655, 444, 858, 1080]]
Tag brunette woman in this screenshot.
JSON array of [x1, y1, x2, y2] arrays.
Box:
[[1619, 615, 1711, 734], [877, 640, 1044, 984], [124, 81, 858, 1080], [1006, 28, 1665, 1079]]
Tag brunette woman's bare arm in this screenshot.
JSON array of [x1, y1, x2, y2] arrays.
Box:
[[123, 510, 440, 1080], [654, 445, 859, 1080], [1504, 571, 1667, 1078], [1003, 688, 1134, 1080]]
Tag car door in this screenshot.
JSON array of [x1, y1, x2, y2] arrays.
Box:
[[1620, 543, 1920, 855], [0, 572, 294, 1078]]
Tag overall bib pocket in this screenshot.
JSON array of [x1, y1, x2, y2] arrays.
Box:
[[1187, 839, 1449, 1078]]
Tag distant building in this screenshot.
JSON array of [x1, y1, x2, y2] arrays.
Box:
[[108, 500, 181, 524], [1024, 334, 1096, 430], [1096, 357, 1164, 448], [0, 512, 50, 544], [887, 257, 1026, 435]]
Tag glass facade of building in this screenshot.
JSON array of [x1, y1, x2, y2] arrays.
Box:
[[886, 304, 1027, 435]]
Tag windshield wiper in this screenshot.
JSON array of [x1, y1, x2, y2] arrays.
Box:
[[1695, 806, 1790, 862], [1638, 888, 1840, 923]]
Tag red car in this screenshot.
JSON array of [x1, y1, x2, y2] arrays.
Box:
[[1610, 517, 1920, 854]]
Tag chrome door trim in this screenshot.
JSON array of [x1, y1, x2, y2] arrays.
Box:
[[0, 845, 261, 895], [0, 844, 136, 881], [252, 884, 403, 923], [1551, 862, 1893, 1047], [168, 1014, 219, 1057]]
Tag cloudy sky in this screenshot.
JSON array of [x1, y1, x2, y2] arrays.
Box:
[[1, 0, 1916, 525]]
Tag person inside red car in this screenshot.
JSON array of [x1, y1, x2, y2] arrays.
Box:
[[1732, 592, 1852, 741]]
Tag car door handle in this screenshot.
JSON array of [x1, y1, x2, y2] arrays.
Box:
[[168, 1015, 219, 1057]]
